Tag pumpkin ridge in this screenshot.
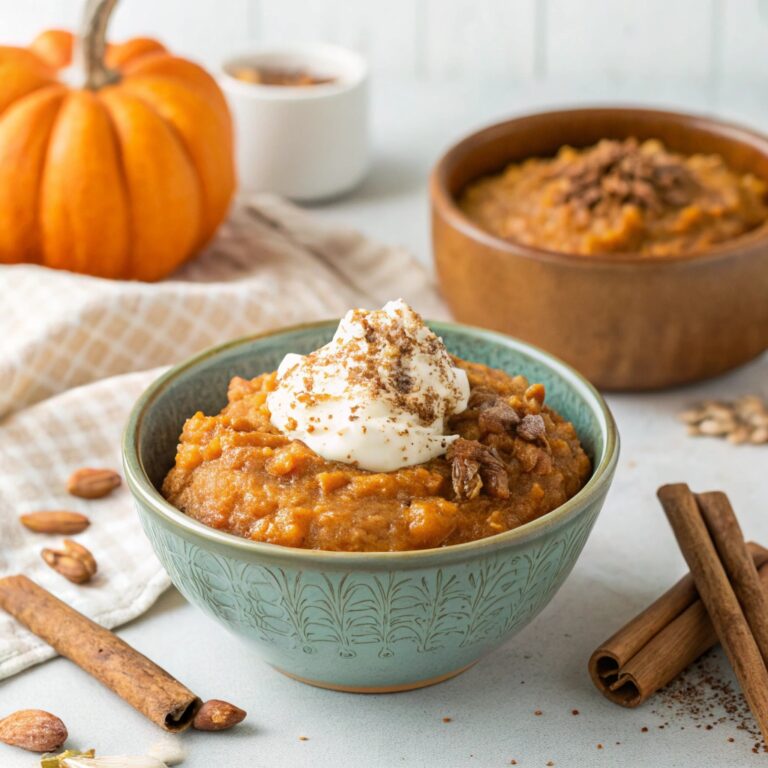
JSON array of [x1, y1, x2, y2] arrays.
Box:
[[29, 30, 73, 70], [0, 47, 57, 118], [107, 85, 207, 252], [106, 37, 166, 70], [120, 54, 230, 125], [98, 87, 135, 277], [119, 74, 233, 245], [100, 87, 203, 280], [0, 85, 66, 264], [40, 90, 131, 277]]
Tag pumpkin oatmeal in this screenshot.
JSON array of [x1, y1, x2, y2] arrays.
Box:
[[459, 138, 768, 257], [162, 361, 591, 552]]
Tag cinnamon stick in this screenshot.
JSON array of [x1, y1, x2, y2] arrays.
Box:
[[698, 491, 768, 666], [657, 483, 768, 743], [589, 543, 768, 707], [0, 575, 200, 731]]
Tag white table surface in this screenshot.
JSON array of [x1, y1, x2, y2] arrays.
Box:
[[3, 76, 768, 768]]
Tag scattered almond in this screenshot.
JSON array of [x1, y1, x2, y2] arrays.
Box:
[[42, 540, 97, 584], [20, 510, 90, 535], [67, 468, 121, 499], [192, 699, 246, 731], [0, 709, 67, 752]]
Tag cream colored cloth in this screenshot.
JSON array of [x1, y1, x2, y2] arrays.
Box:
[[0, 195, 446, 679], [2, 194, 447, 419]]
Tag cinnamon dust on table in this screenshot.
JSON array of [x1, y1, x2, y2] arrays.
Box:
[[651, 650, 767, 751]]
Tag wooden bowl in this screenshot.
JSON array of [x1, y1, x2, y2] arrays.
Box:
[[431, 108, 768, 390]]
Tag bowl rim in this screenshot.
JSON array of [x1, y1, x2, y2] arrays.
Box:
[[123, 319, 619, 566], [430, 105, 768, 268]]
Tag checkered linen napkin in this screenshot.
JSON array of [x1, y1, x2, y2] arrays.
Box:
[[0, 195, 446, 679]]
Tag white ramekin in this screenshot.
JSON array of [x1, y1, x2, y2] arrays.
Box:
[[220, 44, 369, 201]]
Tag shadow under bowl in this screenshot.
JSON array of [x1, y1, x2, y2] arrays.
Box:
[[431, 107, 768, 391], [123, 321, 619, 692]]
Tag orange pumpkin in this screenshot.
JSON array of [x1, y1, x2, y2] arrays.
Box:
[[0, 0, 236, 281]]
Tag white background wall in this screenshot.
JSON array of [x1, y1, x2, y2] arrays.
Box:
[[2, 0, 768, 83]]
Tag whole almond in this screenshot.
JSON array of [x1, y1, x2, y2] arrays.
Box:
[[0, 709, 67, 752], [67, 468, 121, 499], [20, 510, 90, 535], [63, 539, 98, 577], [192, 700, 246, 731], [41, 549, 93, 584]]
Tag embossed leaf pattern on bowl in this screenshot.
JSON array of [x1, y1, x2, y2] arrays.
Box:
[[140, 505, 599, 660]]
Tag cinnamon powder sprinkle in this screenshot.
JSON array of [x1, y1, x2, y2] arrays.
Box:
[[649, 650, 768, 751], [534, 709, 543, 716], [442, 717, 452, 723], [295, 305, 463, 426]]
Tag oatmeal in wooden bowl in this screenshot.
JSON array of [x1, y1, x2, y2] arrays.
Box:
[[460, 137, 768, 258], [432, 108, 768, 390]]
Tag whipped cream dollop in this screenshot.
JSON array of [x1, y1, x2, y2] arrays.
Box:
[[267, 300, 470, 472]]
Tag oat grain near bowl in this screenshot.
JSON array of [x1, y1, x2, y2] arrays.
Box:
[[162, 302, 591, 552]]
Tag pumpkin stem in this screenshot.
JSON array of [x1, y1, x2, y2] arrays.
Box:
[[79, 0, 121, 90]]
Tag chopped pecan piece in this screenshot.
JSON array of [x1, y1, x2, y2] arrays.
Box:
[[478, 400, 520, 435], [467, 388, 522, 436], [482, 457, 510, 499], [447, 439, 510, 500], [448, 444, 483, 500], [467, 388, 501, 410], [517, 413, 547, 443]]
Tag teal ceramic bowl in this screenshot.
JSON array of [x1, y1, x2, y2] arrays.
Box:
[[123, 321, 618, 692]]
